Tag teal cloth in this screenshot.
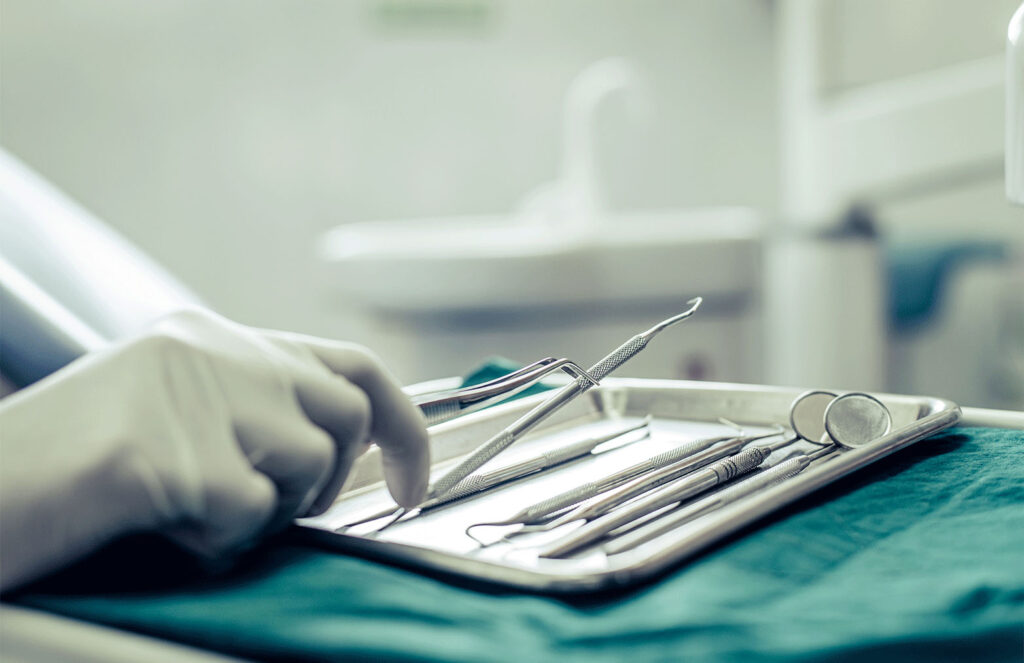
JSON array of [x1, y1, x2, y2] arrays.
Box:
[[12, 427, 1024, 662], [885, 240, 1006, 331]]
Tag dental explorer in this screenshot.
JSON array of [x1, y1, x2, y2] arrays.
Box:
[[380, 297, 703, 530], [602, 445, 837, 555], [529, 428, 793, 538], [539, 445, 775, 558], [464, 427, 784, 544]]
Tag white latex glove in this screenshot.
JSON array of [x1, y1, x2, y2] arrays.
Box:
[[0, 309, 428, 592]]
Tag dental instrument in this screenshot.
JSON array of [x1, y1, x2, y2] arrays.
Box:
[[463, 427, 784, 545], [789, 390, 837, 445], [603, 445, 837, 555], [338, 417, 651, 529], [431, 298, 702, 498], [414, 357, 599, 426], [789, 390, 893, 449], [539, 445, 774, 558], [584, 395, 889, 554], [379, 297, 704, 530], [498, 426, 788, 537], [823, 392, 892, 448]]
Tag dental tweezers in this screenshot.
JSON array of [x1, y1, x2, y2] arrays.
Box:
[[413, 357, 599, 426]]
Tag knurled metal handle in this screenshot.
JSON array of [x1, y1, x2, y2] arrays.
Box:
[[708, 446, 768, 483], [430, 474, 499, 506], [586, 335, 646, 382], [430, 429, 514, 498]]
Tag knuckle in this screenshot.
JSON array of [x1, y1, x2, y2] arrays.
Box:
[[345, 387, 373, 438], [232, 476, 277, 526], [297, 430, 337, 472], [144, 308, 229, 348], [349, 384, 372, 417], [192, 475, 276, 554], [342, 345, 387, 382], [130, 330, 196, 363], [162, 307, 218, 328]]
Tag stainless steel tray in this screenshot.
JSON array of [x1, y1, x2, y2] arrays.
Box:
[[300, 379, 961, 593]]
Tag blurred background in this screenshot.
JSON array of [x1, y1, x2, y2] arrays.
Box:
[[1, 0, 1021, 408]]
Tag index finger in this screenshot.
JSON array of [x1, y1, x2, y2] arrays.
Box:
[[290, 337, 430, 507]]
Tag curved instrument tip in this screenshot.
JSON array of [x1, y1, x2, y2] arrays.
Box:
[[642, 296, 705, 338], [465, 521, 509, 547]]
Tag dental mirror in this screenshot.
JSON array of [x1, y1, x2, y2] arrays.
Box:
[[824, 392, 892, 448], [789, 390, 837, 445]]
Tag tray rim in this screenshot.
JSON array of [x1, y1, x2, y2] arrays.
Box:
[[299, 378, 961, 594]]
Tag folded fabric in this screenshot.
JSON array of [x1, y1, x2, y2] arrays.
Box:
[[12, 426, 1023, 663]]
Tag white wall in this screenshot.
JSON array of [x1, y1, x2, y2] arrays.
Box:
[[4, 1, 1018, 398], [0, 0, 779, 374], [818, 0, 1022, 238]]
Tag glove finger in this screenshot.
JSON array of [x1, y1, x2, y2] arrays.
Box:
[[168, 466, 277, 559], [288, 339, 429, 507], [233, 415, 338, 529], [292, 372, 375, 514]]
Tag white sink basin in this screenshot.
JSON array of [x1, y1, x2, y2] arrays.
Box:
[[319, 207, 762, 313]]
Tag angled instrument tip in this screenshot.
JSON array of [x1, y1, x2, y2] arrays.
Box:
[[464, 524, 489, 546], [640, 297, 704, 339], [464, 521, 508, 547]]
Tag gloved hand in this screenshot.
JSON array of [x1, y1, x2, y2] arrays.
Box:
[[0, 308, 429, 592]]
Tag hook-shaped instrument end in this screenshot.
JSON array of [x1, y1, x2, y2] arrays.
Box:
[[465, 520, 520, 547], [640, 296, 703, 340]]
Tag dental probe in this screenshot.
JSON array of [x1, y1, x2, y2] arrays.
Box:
[[539, 445, 773, 558], [338, 417, 651, 530], [429, 297, 703, 500], [540, 428, 786, 532], [380, 297, 703, 531], [464, 428, 781, 544], [603, 446, 836, 555]]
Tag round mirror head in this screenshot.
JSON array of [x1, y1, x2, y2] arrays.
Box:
[[824, 392, 892, 448], [789, 390, 837, 443]]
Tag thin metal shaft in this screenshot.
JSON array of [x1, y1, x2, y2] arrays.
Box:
[[464, 430, 752, 544], [504, 433, 734, 525], [603, 449, 832, 555], [427, 297, 703, 501], [434, 417, 649, 502], [338, 417, 650, 530], [540, 446, 772, 558], [541, 428, 786, 530]]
